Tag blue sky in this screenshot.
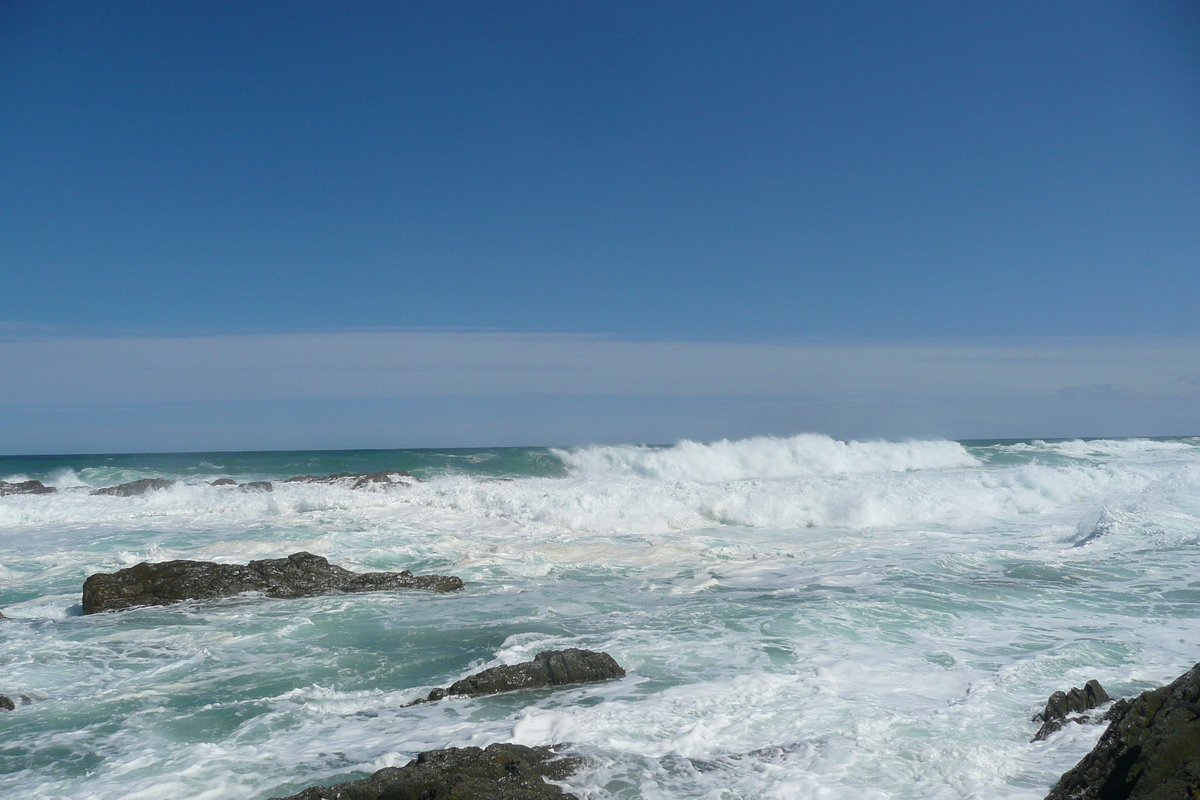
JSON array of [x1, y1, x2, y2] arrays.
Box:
[[1, 1, 1198, 452]]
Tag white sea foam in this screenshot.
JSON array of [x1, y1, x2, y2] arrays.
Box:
[[553, 434, 981, 482], [1032, 438, 1199, 459], [2, 438, 1200, 799], [2, 439, 1197, 553]]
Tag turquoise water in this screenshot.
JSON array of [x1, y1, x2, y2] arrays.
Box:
[[2, 435, 1199, 799]]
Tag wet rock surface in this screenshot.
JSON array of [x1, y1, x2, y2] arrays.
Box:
[[415, 649, 625, 704], [240, 481, 273, 492], [0, 694, 29, 711], [1044, 661, 1200, 799], [269, 743, 583, 800], [283, 470, 416, 488], [90, 478, 176, 497], [210, 478, 238, 486], [81, 551, 463, 614], [1033, 679, 1112, 741], [0, 479, 56, 495]]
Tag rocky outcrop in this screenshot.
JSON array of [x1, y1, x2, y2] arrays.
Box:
[[1033, 679, 1111, 741], [269, 743, 583, 800], [91, 472, 414, 495], [1044, 661, 1200, 799], [283, 470, 417, 488], [90, 478, 176, 497], [81, 551, 463, 614], [207, 478, 274, 491], [0, 479, 55, 495], [413, 649, 625, 704], [0, 694, 29, 711]]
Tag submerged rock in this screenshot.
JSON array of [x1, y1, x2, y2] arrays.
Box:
[[269, 743, 583, 800], [415, 649, 625, 704], [1044, 661, 1200, 799], [0, 479, 56, 495], [210, 478, 238, 486], [81, 551, 463, 614], [240, 481, 273, 492], [283, 470, 417, 488], [1032, 679, 1111, 741], [90, 478, 176, 497]]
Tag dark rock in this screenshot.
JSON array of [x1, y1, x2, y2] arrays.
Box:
[[240, 481, 273, 492], [81, 551, 463, 614], [1033, 679, 1112, 741], [269, 743, 583, 800], [1035, 718, 1068, 741], [90, 478, 176, 497], [0, 610, 6, 619], [1037, 680, 1112, 723], [210, 478, 238, 486], [1044, 661, 1200, 799], [0, 696, 13, 711], [1104, 697, 1133, 721], [283, 470, 417, 488], [0, 479, 56, 496], [414, 649, 625, 704]]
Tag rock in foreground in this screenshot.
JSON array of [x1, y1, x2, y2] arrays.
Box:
[[270, 743, 583, 800], [1045, 661, 1200, 799], [418, 649, 625, 703], [82, 551, 463, 614]]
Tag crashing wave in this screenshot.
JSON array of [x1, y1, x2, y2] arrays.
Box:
[[552, 434, 980, 482]]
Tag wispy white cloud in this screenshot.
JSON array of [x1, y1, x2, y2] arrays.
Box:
[[2, 330, 1198, 404], [1, 331, 1197, 452]]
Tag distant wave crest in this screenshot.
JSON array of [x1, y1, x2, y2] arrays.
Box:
[[551, 434, 980, 482]]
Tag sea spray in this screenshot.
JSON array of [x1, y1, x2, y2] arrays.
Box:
[[552, 433, 981, 481]]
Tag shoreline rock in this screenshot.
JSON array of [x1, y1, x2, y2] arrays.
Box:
[[283, 470, 417, 488], [90, 478, 175, 497], [0, 479, 56, 496], [411, 649, 625, 705], [1032, 679, 1111, 741], [1044, 661, 1200, 799], [268, 743, 583, 800], [90, 471, 415, 496], [0, 694, 30, 711], [81, 551, 463, 614]]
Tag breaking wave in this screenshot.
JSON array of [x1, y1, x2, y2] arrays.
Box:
[[552, 434, 981, 482]]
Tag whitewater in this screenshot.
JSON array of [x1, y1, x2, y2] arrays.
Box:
[[2, 434, 1199, 799]]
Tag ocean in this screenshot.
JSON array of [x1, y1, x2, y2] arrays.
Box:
[[1, 434, 1198, 799]]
